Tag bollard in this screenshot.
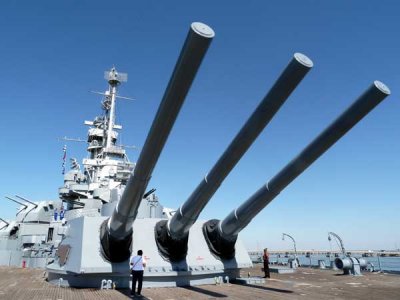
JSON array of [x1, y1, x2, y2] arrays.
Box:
[[288, 258, 299, 269], [107, 280, 112, 289], [101, 279, 107, 289], [331, 260, 338, 270], [318, 260, 326, 269]]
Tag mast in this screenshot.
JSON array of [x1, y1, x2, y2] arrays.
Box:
[[104, 68, 127, 150], [59, 67, 133, 204]]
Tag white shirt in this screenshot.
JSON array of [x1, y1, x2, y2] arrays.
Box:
[[130, 255, 146, 271]]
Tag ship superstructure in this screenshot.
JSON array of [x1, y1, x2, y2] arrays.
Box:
[[59, 68, 135, 211], [0, 67, 165, 269]]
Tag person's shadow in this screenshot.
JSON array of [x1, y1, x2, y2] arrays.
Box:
[[131, 294, 150, 299], [117, 289, 151, 299]]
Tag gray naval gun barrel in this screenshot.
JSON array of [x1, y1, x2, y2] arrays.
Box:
[[0, 218, 9, 230], [100, 22, 215, 262], [155, 53, 314, 261], [203, 81, 391, 259], [5, 196, 27, 215]]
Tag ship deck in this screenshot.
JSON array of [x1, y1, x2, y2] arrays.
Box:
[[1, 264, 400, 299]]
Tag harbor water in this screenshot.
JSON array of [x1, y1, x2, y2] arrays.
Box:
[[250, 253, 400, 272]]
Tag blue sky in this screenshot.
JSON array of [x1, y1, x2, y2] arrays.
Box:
[[0, 1, 399, 251]]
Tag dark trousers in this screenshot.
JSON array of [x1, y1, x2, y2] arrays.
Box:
[[131, 270, 144, 294], [263, 261, 270, 278]]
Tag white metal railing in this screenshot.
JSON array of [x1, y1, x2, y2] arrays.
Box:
[[65, 208, 100, 220]]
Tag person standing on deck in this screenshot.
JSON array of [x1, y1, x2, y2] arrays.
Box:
[[263, 248, 270, 278], [54, 208, 58, 221], [59, 206, 65, 220], [130, 249, 146, 296]]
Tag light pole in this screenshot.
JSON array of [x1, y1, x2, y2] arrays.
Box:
[[328, 232, 346, 256], [282, 233, 299, 266]]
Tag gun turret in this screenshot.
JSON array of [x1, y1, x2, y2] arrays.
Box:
[[100, 22, 215, 262], [156, 53, 314, 261], [203, 81, 390, 259]]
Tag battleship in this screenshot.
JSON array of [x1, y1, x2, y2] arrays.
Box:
[[0, 22, 391, 288]]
